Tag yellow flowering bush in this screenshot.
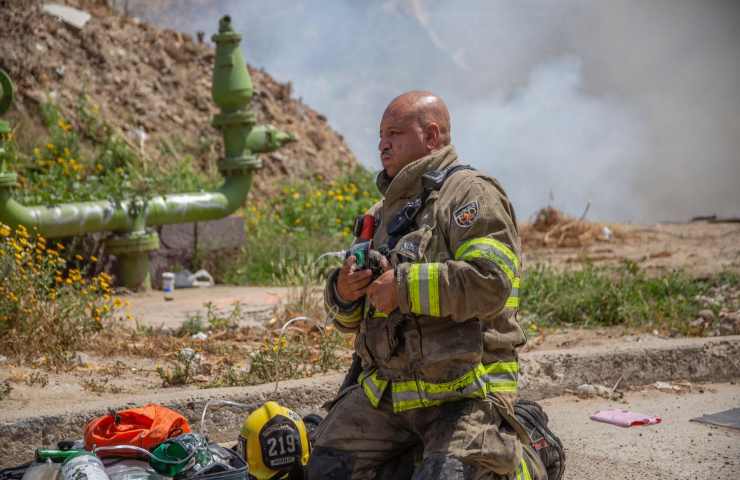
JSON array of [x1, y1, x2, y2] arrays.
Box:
[[233, 168, 380, 285], [0, 223, 120, 366]]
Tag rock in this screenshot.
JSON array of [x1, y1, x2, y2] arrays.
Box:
[[576, 383, 620, 400], [718, 313, 740, 335], [698, 309, 716, 322], [75, 352, 91, 366], [42, 4, 92, 29], [0, 355, 8, 365]]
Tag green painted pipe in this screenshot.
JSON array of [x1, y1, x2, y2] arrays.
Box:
[[0, 16, 295, 289], [0, 173, 253, 238]]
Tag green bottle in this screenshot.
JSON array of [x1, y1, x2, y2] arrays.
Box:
[[35, 450, 89, 463]]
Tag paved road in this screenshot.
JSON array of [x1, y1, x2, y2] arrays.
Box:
[[125, 285, 292, 330], [540, 382, 740, 479]]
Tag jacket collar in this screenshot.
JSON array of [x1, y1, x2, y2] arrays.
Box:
[[376, 145, 458, 203]]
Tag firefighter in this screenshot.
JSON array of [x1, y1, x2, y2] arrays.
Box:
[[307, 91, 551, 479]]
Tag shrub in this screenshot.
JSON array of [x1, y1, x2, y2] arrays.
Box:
[[0, 223, 121, 366]]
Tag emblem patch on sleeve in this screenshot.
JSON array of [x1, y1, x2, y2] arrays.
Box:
[[453, 201, 479, 228]]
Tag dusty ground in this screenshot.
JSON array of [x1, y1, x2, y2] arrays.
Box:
[[545, 382, 740, 480]]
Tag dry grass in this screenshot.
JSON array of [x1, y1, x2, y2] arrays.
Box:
[[521, 207, 627, 249]]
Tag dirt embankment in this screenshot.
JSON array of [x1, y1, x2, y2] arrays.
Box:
[[0, 0, 358, 195]]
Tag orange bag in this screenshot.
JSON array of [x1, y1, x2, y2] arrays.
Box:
[[84, 403, 191, 451]]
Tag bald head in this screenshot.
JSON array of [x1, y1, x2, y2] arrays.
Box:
[[379, 91, 452, 177], [385, 91, 452, 146]]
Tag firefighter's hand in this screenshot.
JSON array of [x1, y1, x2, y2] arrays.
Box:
[[367, 257, 398, 314], [336, 255, 373, 302]]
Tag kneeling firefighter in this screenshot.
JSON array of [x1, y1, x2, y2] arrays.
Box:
[[306, 91, 565, 479]]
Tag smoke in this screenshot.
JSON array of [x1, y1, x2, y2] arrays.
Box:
[[130, 0, 740, 222]]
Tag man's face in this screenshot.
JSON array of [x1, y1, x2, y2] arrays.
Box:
[[378, 107, 428, 178]]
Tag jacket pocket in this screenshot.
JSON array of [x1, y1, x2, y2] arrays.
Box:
[[409, 318, 483, 374], [391, 225, 434, 264]]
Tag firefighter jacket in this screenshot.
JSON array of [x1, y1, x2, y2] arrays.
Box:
[[324, 145, 525, 413]]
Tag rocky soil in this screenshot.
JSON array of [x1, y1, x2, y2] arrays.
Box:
[[0, 0, 358, 196]]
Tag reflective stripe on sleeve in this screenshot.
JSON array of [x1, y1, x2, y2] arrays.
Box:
[[332, 306, 362, 328], [407, 263, 442, 317], [454, 237, 520, 283], [505, 276, 520, 310]]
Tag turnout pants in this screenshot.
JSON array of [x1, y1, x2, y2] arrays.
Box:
[[307, 384, 539, 480]]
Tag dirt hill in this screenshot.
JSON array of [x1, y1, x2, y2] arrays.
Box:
[[0, 0, 359, 196]]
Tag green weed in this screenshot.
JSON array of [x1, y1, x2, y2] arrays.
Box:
[[157, 348, 200, 387], [521, 262, 736, 333]]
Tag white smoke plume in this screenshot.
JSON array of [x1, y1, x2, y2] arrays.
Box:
[[129, 0, 740, 223]]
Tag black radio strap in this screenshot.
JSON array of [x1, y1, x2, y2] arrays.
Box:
[[386, 164, 474, 249]]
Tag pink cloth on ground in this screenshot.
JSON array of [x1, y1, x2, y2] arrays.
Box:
[[590, 409, 662, 427]]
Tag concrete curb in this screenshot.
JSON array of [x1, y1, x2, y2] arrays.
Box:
[[1, 335, 738, 466]]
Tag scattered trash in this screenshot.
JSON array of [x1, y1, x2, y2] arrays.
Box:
[[0, 355, 7, 365], [161, 272, 175, 301], [191, 332, 208, 341], [653, 380, 694, 393], [174, 269, 214, 289], [41, 4, 91, 29], [74, 352, 91, 367], [591, 409, 661, 428], [600, 226, 612, 241], [178, 348, 200, 365], [653, 381, 672, 391], [690, 408, 740, 431], [574, 383, 623, 400]]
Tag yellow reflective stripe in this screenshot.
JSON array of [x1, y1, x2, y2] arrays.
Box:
[[505, 276, 520, 310], [390, 361, 519, 412], [455, 237, 520, 272], [518, 457, 532, 480], [455, 237, 520, 270], [428, 263, 441, 316], [506, 296, 519, 309], [459, 249, 516, 283], [407, 263, 442, 317], [408, 264, 422, 314], [360, 370, 388, 408], [333, 307, 362, 327]]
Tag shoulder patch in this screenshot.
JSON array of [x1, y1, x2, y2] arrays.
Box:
[[453, 201, 479, 228]]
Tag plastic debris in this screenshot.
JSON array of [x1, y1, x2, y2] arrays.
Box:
[[691, 408, 740, 431], [42, 4, 91, 29], [591, 409, 661, 428], [574, 383, 622, 400], [174, 269, 215, 289], [191, 332, 208, 341], [601, 226, 613, 241], [652, 380, 694, 393]]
